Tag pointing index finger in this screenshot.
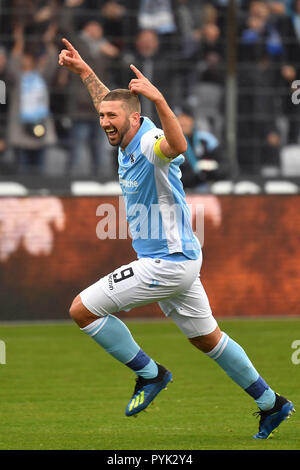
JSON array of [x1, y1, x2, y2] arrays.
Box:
[[62, 38, 76, 52], [130, 64, 144, 79]]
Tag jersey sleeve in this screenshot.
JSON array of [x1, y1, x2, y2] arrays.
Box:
[[140, 128, 174, 165]]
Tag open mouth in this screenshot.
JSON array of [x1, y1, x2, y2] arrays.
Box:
[[105, 128, 118, 137]]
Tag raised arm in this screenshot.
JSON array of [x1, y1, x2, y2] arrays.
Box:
[[58, 38, 110, 114], [128, 64, 187, 158]]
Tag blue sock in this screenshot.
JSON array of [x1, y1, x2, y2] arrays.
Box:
[[206, 332, 276, 410], [81, 315, 158, 379]]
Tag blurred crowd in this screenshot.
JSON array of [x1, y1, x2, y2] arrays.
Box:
[[0, 0, 300, 187]]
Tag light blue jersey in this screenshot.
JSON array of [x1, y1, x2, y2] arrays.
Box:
[[118, 117, 201, 261]]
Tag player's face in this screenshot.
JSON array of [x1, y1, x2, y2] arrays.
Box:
[[99, 100, 132, 148]]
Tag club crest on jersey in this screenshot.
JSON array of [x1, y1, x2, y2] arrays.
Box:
[[130, 153, 135, 164]]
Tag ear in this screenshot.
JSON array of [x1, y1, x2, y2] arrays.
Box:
[[130, 111, 141, 128]]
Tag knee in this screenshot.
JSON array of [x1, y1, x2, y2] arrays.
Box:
[[188, 326, 222, 353], [69, 295, 83, 323], [69, 295, 97, 328]]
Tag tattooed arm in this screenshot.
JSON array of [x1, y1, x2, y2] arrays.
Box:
[[58, 38, 109, 113], [81, 70, 110, 114]]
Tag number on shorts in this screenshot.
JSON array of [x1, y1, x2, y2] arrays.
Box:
[[113, 267, 134, 283]]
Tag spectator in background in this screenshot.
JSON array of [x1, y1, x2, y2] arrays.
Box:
[[0, 46, 8, 171], [65, 19, 119, 178], [99, 1, 139, 86], [11, 0, 59, 56], [2, 0, 296, 180], [176, 108, 229, 192], [100, 1, 127, 50], [120, 29, 176, 126], [240, 1, 285, 61], [258, 1, 293, 16], [174, 0, 207, 102], [237, 1, 283, 175], [280, 0, 300, 70], [178, 12, 225, 141], [59, 0, 132, 50], [172, 3, 225, 133], [0, 0, 13, 50], [278, 64, 300, 144], [238, 0, 292, 13], [137, 0, 178, 56], [58, 0, 100, 35], [198, 22, 225, 85], [278, 0, 300, 143], [174, 0, 203, 60], [6, 23, 58, 174]]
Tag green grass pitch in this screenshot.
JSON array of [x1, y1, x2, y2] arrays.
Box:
[[0, 318, 299, 450]]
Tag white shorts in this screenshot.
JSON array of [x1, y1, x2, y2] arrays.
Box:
[[80, 256, 218, 338]]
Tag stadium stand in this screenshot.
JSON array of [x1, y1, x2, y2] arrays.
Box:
[[0, 1, 299, 193]]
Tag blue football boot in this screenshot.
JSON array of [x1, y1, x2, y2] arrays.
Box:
[[125, 363, 173, 417], [253, 393, 295, 439]]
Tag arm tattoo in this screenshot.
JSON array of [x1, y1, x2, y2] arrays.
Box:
[[83, 72, 110, 114]]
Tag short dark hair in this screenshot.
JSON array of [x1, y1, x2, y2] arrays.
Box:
[[102, 89, 141, 114]]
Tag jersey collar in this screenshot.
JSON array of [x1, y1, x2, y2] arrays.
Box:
[[121, 117, 155, 156]]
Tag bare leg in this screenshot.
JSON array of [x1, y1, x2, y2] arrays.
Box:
[[188, 326, 222, 353], [69, 294, 99, 328]]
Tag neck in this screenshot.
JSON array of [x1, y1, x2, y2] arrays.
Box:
[[121, 119, 142, 151]]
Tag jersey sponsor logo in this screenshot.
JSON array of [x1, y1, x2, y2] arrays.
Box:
[[119, 178, 138, 188]]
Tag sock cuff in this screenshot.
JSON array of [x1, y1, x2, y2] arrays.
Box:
[[206, 332, 229, 360], [81, 316, 108, 336], [125, 348, 151, 371], [245, 376, 269, 399]]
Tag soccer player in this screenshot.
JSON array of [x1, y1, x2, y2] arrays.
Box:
[[59, 38, 295, 439]]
